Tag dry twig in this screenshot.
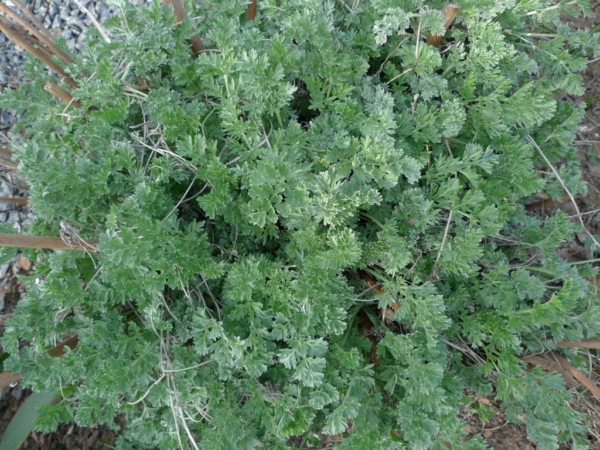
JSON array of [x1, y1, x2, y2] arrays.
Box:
[[426, 4, 460, 48], [162, 0, 206, 55], [526, 134, 600, 250]]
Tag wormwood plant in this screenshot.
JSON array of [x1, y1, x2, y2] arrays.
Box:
[[2, 0, 600, 448]]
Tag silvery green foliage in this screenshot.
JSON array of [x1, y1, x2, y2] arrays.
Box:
[[1, 0, 600, 449]]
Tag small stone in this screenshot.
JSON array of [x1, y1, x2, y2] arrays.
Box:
[[11, 384, 23, 400], [0, 203, 12, 212], [62, 29, 74, 41], [52, 15, 63, 29], [48, 3, 58, 16], [482, 430, 493, 439], [100, 9, 111, 22], [8, 211, 20, 224], [0, 295, 4, 312], [0, 213, 8, 223]]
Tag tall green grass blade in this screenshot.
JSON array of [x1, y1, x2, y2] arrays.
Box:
[[0, 391, 55, 450]]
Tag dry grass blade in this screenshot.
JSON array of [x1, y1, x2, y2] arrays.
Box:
[[0, 313, 13, 326], [0, 146, 14, 159], [526, 134, 600, 250], [10, 0, 54, 41], [247, 0, 257, 21], [44, 81, 82, 108], [0, 233, 98, 251], [0, 370, 23, 389], [0, 335, 79, 388], [0, 154, 18, 169], [546, 350, 600, 401], [0, 196, 28, 204], [426, 4, 460, 48], [0, 15, 78, 88], [73, 0, 111, 43], [162, 0, 206, 55], [0, 0, 74, 65], [556, 339, 600, 349], [521, 353, 578, 387], [59, 221, 98, 252], [525, 194, 570, 211]]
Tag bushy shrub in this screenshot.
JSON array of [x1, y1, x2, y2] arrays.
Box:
[[2, 0, 600, 448]]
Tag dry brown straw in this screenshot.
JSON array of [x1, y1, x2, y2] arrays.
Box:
[[0, 15, 78, 88], [426, 4, 460, 48], [0, 0, 74, 65], [0, 233, 98, 251], [555, 338, 600, 349], [44, 81, 82, 108], [526, 194, 570, 211], [522, 353, 578, 387], [10, 0, 55, 42], [0, 196, 28, 204], [0, 146, 17, 169], [0, 335, 79, 388], [247, 0, 257, 21], [547, 350, 600, 400], [0, 146, 14, 160], [162, 0, 206, 55]]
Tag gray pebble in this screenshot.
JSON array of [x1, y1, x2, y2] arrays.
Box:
[[52, 15, 63, 29], [63, 29, 75, 41], [11, 384, 23, 400], [0, 203, 12, 212], [0, 213, 8, 223], [8, 211, 20, 224], [100, 9, 111, 22], [0, 111, 11, 126]]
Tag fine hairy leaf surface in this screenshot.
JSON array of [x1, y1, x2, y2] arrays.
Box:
[[1, 0, 600, 449]]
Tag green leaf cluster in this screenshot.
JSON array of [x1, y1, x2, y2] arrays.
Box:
[[1, 0, 600, 449]]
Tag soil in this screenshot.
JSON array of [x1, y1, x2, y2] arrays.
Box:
[[3, 4, 600, 450]]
